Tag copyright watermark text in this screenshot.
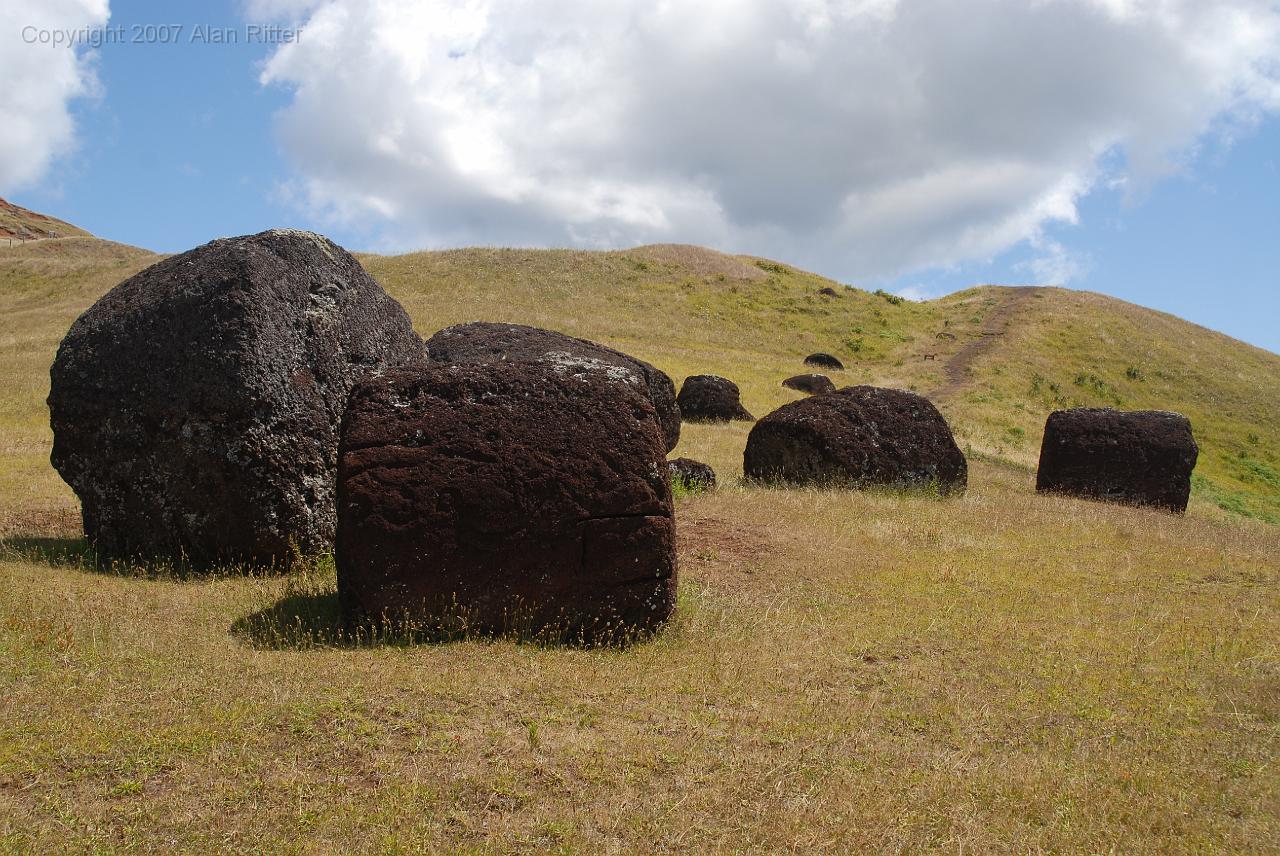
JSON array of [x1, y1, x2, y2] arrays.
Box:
[[20, 24, 301, 49]]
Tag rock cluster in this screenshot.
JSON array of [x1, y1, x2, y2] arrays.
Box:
[[48, 227, 1212, 648], [676, 375, 752, 422], [336, 362, 677, 641], [744, 385, 967, 494], [48, 229, 423, 566], [1035, 408, 1198, 512]]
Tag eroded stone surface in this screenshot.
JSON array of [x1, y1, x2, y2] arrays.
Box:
[[336, 362, 677, 642], [676, 375, 752, 422], [744, 385, 967, 494], [668, 458, 717, 491], [1035, 408, 1198, 512], [804, 353, 844, 370], [48, 229, 423, 566], [425, 321, 680, 451], [782, 374, 836, 395]]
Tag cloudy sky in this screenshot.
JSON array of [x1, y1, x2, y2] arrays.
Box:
[[4, 0, 1279, 350]]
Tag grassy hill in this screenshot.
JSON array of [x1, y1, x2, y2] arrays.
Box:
[[0, 197, 93, 242], [361, 243, 1280, 524], [1, 236, 1278, 852]]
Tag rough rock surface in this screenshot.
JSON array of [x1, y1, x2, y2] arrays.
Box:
[[336, 362, 677, 642], [676, 375, 753, 422], [668, 458, 717, 491], [1035, 408, 1198, 512], [426, 321, 680, 451], [804, 352, 845, 370], [782, 374, 836, 395], [743, 385, 967, 493], [48, 229, 423, 566]]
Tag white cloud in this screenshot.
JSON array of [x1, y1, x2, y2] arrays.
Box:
[[893, 284, 939, 302], [0, 0, 110, 193], [1020, 236, 1094, 285], [256, 0, 1280, 279]]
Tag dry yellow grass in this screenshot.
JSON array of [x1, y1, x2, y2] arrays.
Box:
[[3, 466, 1277, 853], [1, 237, 1278, 853]]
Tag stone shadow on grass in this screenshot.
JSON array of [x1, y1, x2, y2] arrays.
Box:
[[0, 536, 94, 568], [0, 534, 292, 581], [231, 589, 359, 650], [233, 588, 665, 651]]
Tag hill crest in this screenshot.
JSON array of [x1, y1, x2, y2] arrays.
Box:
[[0, 197, 91, 242]]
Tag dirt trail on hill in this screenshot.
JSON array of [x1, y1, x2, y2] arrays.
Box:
[[929, 287, 1038, 402]]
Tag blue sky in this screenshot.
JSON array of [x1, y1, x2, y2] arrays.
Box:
[[5, 0, 1279, 353], [893, 127, 1280, 352]]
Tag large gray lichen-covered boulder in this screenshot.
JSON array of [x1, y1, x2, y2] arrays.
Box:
[[336, 361, 677, 643], [1035, 408, 1198, 512], [743, 385, 967, 494], [425, 321, 681, 451], [48, 229, 424, 566]]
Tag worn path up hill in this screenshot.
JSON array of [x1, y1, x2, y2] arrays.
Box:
[[928, 286, 1038, 402]]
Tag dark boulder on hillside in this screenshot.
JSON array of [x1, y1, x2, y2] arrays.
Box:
[[782, 374, 836, 395], [744, 386, 967, 494], [1035, 408, 1198, 512], [668, 458, 716, 492], [336, 362, 677, 643], [426, 321, 680, 451], [804, 352, 844, 370], [676, 375, 752, 422], [48, 229, 424, 566]]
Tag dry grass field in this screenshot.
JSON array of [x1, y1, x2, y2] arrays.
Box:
[[1, 235, 1278, 853]]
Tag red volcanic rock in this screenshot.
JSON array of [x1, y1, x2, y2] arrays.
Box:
[[804, 352, 844, 370], [676, 375, 752, 422], [1036, 408, 1198, 512], [48, 229, 423, 566], [425, 321, 680, 451], [744, 385, 967, 494], [668, 457, 716, 491], [782, 374, 836, 395], [336, 362, 677, 643]]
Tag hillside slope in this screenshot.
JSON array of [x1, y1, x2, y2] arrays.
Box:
[[1, 237, 1277, 525], [0, 197, 92, 242], [360, 244, 1280, 524], [2, 235, 1278, 852]]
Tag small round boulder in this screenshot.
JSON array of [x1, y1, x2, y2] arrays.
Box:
[[48, 229, 424, 566], [426, 321, 680, 451], [804, 352, 844, 370], [744, 385, 967, 494], [782, 374, 836, 395], [336, 362, 677, 643], [676, 375, 752, 422], [1035, 408, 1198, 512], [668, 458, 717, 492]]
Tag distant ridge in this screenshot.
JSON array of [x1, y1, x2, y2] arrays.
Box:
[[0, 197, 91, 241]]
